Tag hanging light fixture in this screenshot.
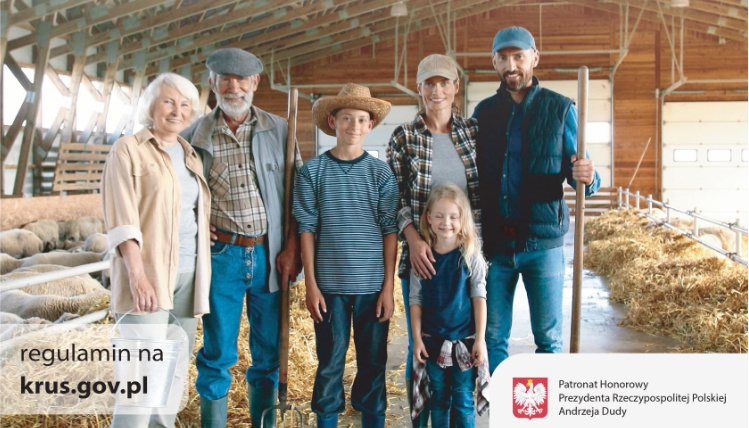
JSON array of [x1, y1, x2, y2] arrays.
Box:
[[390, 1, 408, 17], [671, 0, 689, 8]]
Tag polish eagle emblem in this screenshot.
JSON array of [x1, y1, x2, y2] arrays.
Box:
[[513, 378, 547, 419]]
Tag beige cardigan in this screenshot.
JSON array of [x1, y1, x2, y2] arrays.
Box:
[[101, 128, 211, 316]]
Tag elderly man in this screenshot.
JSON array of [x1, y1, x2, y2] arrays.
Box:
[[472, 27, 600, 372], [181, 48, 301, 428]]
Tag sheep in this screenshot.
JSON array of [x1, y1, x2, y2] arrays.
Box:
[[83, 233, 108, 253], [0, 229, 43, 258], [21, 219, 60, 248], [1, 265, 106, 296], [698, 227, 737, 252], [58, 216, 105, 242], [1, 253, 23, 274], [0, 289, 110, 322], [20, 251, 105, 269], [0, 311, 53, 342]]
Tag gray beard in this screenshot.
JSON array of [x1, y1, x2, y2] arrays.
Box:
[[218, 94, 252, 118]]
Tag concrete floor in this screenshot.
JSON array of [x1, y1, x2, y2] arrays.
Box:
[[334, 221, 678, 428]]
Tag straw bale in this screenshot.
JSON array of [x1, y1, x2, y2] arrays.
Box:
[[584, 209, 748, 353]]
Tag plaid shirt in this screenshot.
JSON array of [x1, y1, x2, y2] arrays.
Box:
[[209, 109, 267, 236], [388, 114, 481, 276], [411, 338, 490, 420]]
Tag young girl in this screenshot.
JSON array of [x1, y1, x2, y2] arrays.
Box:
[[409, 184, 489, 427]]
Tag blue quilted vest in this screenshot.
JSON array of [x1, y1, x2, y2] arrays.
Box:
[[474, 77, 574, 255]]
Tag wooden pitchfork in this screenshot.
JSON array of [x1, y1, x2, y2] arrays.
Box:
[[570, 66, 588, 353], [261, 88, 303, 427]]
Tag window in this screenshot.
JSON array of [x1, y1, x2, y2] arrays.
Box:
[[673, 149, 698, 162], [707, 149, 731, 162]]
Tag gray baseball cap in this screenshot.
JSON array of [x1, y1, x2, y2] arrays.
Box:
[[205, 48, 263, 77]]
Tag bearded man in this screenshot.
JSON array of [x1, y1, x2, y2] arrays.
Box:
[[471, 27, 600, 372], [181, 48, 301, 428]]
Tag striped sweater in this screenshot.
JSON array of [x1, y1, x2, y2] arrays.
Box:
[[293, 151, 399, 294]]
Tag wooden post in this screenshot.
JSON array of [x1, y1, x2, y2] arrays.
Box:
[[278, 88, 298, 416], [570, 66, 588, 354], [13, 20, 51, 196], [60, 54, 86, 144]]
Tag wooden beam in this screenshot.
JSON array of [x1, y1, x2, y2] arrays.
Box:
[[48, 0, 239, 60], [85, 0, 283, 67], [123, 68, 145, 137], [573, 0, 747, 42], [3, 53, 31, 89], [145, 0, 400, 78], [14, 23, 51, 196], [601, 0, 746, 33], [93, 62, 119, 145], [115, 0, 358, 73], [8, 0, 90, 27], [689, 0, 747, 22], [60, 56, 86, 144], [276, 0, 507, 67], [44, 67, 71, 97], [6, 0, 173, 52]]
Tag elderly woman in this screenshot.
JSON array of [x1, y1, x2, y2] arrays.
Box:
[[388, 54, 482, 427], [102, 72, 210, 427]]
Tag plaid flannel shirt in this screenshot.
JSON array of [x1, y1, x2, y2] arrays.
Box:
[[387, 114, 481, 277], [411, 338, 491, 420]]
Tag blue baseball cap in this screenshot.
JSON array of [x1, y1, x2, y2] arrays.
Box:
[[492, 27, 536, 53]]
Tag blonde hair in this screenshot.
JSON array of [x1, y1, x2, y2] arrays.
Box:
[[419, 184, 485, 274]]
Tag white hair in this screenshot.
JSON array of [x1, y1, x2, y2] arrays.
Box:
[[137, 72, 201, 127]]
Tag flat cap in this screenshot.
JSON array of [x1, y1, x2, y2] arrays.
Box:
[[205, 48, 263, 77]]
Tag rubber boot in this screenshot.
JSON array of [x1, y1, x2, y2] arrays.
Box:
[[249, 386, 277, 428], [316, 413, 338, 428], [361, 411, 386, 428], [406, 380, 430, 427], [200, 395, 228, 428]]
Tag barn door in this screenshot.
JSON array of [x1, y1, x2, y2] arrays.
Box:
[[662, 102, 748, 225]]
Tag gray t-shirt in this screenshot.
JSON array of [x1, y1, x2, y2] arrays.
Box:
[[431, 132, 468, 195], [162, 142, 199, 274]]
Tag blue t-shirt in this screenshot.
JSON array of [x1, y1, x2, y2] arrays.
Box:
[[293, 151, 398, 294], [410, 247, 487, 341]]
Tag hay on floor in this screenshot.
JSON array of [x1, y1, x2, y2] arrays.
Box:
[[584, 209, 748, 353]]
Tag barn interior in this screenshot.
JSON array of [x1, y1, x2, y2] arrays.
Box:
[[0, 0, 747, 426]]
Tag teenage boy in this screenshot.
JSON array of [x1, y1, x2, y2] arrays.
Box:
[[293, 83, 398, 428]]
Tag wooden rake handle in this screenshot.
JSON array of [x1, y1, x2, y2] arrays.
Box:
[[570, 66, 588, 353]]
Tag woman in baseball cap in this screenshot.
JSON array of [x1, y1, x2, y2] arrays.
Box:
[[387, 54, 484, 427]]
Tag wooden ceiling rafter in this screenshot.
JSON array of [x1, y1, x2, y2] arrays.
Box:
[[147, 0, 397, 78], [7, 0, 172, 51], [574, 0, 746, 41], [129, 0, 365, 75], [287, 0, 512, 68], [85, 1, 297, 67], [49, 0, 238, 60]]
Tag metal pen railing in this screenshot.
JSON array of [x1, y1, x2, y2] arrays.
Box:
[[617, 188, 747, 266], [0, 260, 111, 325]]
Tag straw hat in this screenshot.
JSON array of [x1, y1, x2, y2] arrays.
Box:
[[312, 83, 391, 136]]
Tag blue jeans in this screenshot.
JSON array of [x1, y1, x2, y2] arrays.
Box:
[[486, 246, 564, 372], [400, 275, 414, 381], [426, 360, 475, 428], [312, 293, 389, 419], [195, 242, 280, 400]]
